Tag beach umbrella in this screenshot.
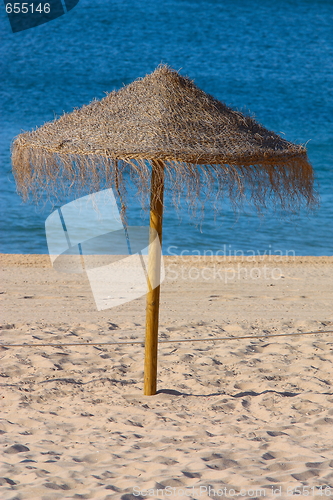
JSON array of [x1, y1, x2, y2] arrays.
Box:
[[12, 65, 316, 395]]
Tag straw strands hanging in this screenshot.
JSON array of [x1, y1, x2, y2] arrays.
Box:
[[11, 65, 316, 214]]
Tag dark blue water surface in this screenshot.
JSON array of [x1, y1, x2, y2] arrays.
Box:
[[1, 0, 332, 256]]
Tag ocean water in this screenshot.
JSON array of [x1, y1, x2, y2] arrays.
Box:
[[0, 0, 332, 256]]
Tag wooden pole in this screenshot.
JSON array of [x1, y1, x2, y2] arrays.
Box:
[[144, 159, 165, 395]]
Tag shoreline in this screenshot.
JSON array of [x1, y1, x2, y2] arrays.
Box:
[[1, 253, 333, 267]]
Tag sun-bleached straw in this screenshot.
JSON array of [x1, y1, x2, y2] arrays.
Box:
[[10, 65, 318, 395], [12, 65, 316, 216]]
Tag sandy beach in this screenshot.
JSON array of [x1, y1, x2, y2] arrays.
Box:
[[1, 254, 333, 499]]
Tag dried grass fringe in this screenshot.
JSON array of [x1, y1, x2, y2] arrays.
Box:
[[11, 65, 317, 219], [12, 144, 317, 222]]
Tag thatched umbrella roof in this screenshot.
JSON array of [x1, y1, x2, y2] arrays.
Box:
[[11, 65, 317, 396], [12, 65, 315, 213]]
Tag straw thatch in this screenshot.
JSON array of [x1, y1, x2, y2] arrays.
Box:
[[12, 65, 316, 214]]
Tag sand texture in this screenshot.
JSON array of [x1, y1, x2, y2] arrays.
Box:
[[1, 254, 333, 499]]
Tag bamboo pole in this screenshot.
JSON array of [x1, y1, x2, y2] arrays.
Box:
[[144, 159, 165, 395]]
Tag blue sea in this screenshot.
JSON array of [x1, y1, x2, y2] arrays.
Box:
[[0, 0, 332, 256]]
